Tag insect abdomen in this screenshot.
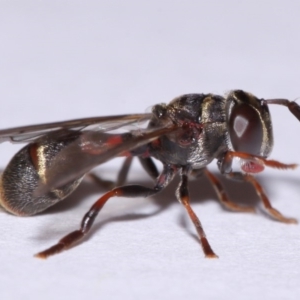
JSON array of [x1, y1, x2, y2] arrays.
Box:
[[0, 132, 83, 216]]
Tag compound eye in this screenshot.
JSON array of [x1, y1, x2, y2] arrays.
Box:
[[229, 103, 263, 155]]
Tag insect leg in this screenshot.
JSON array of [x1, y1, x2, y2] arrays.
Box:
[[204, 168, 255, 213], [226, 172, 298, 224], [115, 156, 133, 186], [89, 156, 158, 190], [88, 173, 115, 189], [218, 151, 297, 174], [88, 156, 133, 189], [89, 156, 159, 190], [35, 164, 177, 259], [177, 168, 218, 258], [138, 157, 159, 180]]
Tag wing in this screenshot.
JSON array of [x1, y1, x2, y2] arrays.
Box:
[[34, 124, 178, 197], [0, 114, 152, 143], [0, 112, 178, 196]]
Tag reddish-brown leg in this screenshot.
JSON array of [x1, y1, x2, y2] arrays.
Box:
[[227, 172, 298, 224], [204, 169, 255, 213], [35, 164, 176, 259], [220, 151, 297, 173], [177, 170, 218, 258]]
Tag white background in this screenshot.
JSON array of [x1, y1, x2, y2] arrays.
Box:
[[1, 1, 300, 299]]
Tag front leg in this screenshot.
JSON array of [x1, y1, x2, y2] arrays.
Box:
[[218, 151, 297, 174], [218, 151, 297, 224], [203, 168, 255, 213], [226, 172, 297, 224]]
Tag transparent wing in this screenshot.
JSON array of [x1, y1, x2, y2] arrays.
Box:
[[34, 124, 177, 197], [0, 114, 152, 143]]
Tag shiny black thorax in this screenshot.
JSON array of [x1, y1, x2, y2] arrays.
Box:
[[148, 93, 228, 169]]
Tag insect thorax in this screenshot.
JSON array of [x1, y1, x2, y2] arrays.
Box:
[[148, 94, 228, 168]]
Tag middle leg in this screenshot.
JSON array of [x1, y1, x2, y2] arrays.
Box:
[[177, 168, 218, 258]]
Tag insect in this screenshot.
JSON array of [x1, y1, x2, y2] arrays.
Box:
[[0, 90, 299, 259]]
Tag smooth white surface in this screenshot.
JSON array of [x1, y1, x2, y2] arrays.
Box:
[[1, 1, 300, 299]]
